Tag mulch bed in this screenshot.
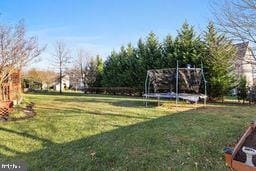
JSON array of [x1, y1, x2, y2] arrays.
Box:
[[0, 102, 36, 122], [234, 128, 256, 165]]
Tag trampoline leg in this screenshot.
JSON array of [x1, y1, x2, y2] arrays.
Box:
[[146, 96, 148, 107], [157, 96, 160, 106]]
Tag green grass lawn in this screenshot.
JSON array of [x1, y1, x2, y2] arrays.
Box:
[[0, 92, 255, 170]]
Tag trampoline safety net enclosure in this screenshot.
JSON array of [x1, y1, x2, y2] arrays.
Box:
[[143, 62, 207, 106]]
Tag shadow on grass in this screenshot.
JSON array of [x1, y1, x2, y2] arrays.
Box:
[[27, 91, 140, 99], [27, 91, 164, 108], [0, 112, 180, 170], [52, 95, 159, 108], [28, 92, 256, 108], [26, 91, 85, 97], [111, 100, 158, 108], [30, 91, 242, 109], [36, 106, 152, 120], [0, 106, 246, 170]]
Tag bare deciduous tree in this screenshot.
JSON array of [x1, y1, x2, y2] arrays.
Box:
[[42, 70, 57, 89], [86, 58, 97, 87], [77, 49, 88, 91], [68, 68, 81, 91], [0, 20, 44, 86], [52, 41, 70, 93], [70, 49, 98, 92], [23, 69, 57, 89], [213, 0, 256, 42], [212, 0, 256, 64]]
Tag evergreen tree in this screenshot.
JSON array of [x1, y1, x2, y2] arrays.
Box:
[[144, 32, 162, 69], [137, 38, 147, 87], [102, 50, 120, 87], [175, 21, 202, 67], [101, 21, 236, 97], [203, 22, 236, 101], [93, 55, 103, 87], [137, 32, 163, 88], [237, 76, 247, 103], [102, 44, 139, 87], [162, 35, 176, 68], [87, 58, 98, 87], [117, 45, 131, 86], [124, 43, 140, 87]]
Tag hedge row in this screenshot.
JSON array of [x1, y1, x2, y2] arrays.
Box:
[[84, 87, 144, 96]]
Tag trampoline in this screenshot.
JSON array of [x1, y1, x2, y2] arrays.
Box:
[[143, 92, 176, 98], [143, 61, 207, 107]]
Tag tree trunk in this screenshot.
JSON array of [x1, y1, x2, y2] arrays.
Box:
[[83, 81, 86, 94], [59, 66, 62, 94]]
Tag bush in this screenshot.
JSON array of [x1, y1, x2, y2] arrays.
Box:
[[237, 76, 247, 103], [248, 85, 256, 104], [84, 87, 144, 96]]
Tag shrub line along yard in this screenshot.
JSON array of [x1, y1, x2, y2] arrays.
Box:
[[0, 92, 255, 170]]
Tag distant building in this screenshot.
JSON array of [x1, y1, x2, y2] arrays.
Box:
[[42, 83, 48, 90], [53, 75, 70, 91], [233, 42, 256, 87], [69, 76, 86, 90]]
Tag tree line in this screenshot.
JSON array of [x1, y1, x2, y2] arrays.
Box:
[[3, 0, 256, 102], [101, 21, 237, 100], [24, 21, 238, 101]]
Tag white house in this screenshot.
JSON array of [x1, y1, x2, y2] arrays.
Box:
[[69, 74, 86, 90], [233, 42, 256, 87], [42, 83, 48, 90], [54, 75, 70, 91]]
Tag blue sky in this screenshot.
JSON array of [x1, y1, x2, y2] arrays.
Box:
[[0, 0, 213, 69]]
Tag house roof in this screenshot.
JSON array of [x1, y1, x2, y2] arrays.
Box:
[[233, 42, 250, 61]]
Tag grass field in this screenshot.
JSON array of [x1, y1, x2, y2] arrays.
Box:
[[0, 92, 255, 170]]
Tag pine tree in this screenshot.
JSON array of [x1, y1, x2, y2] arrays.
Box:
[[144, 32, 162, 69], [118, 44, 133, 87], [175, 21, 202, 67], [237, 76, 247, 103], [102, 44, 139, 87], [93, 55, 103, 87], [125, 43, 140, 87], [203, 22, 237, 101], [137, 38, 147, 87], [102, 50, 120, 87], [162, 35, 176, 68]]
